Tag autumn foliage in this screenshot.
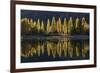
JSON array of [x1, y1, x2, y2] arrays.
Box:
[[21, 17, 89, 35]]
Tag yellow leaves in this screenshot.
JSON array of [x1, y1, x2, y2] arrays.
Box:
[[68, 41, 73, 58], [41, 20, 45, 32], [81, 17, 89, 33], [75, 46, 79, 57], [21, 18, 32, 33], [47, 42, 51, 56], [63, 40, 68, 57], [32, 20, 36, 29], [63, 18, 67, 34], [32, 47, 36, 55], [57, 42, 62, 57], [37, 43, 41, 56], [75, 17, 79, 29], [82, 42, 89, 58], [51, 43, 57, 58], [51, 17, 56, 32], [21, 40, 89, 59], [21, 16, 89, 60], [68, 17, 73, 34], [30, 18, 33, 27], [81, 17, 85, 26], [46, 19, 51, 33], [21, 16, 89, 34], [41, 44, 44, 54], [57, 17, 62, 33], [37, 19, 41, 32]]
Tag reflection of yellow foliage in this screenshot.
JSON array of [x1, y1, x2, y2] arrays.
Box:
[[47, 42, 51, 56], [58, 42, 62, 57], [82, 42, 89, 57], [37, 43, 41, 56], [68, 41, 73, 57], [76, 46, 79, 57], [21, 39, 89, 59], [63, 40, 68, 56], [51, 43, 57, 58], [41, 44, 44, 54]]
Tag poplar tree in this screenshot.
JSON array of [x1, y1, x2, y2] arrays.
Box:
[[75, 18, 79, 28], [57, 17, 62, 33], [26, 18, 31, 31], [51, 17, 56, 32], [63, 18, 67, 35], [81, 17, 89, 34], [68, 17, 73, 35], [30, 18, 33, 28], [46, 19, 51, 33], [41, 20, 45, 32], [75, 17, 79, 33], [56, 20, 59, 33], [33, 20, 36, 29], [37, 19, 41, 32]]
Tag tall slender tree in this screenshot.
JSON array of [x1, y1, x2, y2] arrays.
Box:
[[51, 17, 56, 32], [68, 17, 73, 35], [56, 20, 59, 33], [81, 17, 89, 34], [33, 20, 37, 29], [30, 18, 33, 28], [75, 17, 79, 33], [41, 20, 45, 32], [57, 17, 62, 33], [37, 19, 41, 32], [63, 18, 67, 35], [46, 19, 51, 33]]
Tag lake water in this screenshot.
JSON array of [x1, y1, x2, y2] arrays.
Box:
[[21, 36, 89, 63]]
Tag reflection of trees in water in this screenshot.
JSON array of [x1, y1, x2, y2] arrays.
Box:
[[21, 39, 89, 59]]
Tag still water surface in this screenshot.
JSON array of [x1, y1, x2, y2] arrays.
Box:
[[21, 36, 89, 63]]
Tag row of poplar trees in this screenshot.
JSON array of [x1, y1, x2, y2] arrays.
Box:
[[21, 17, 89, 35]]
